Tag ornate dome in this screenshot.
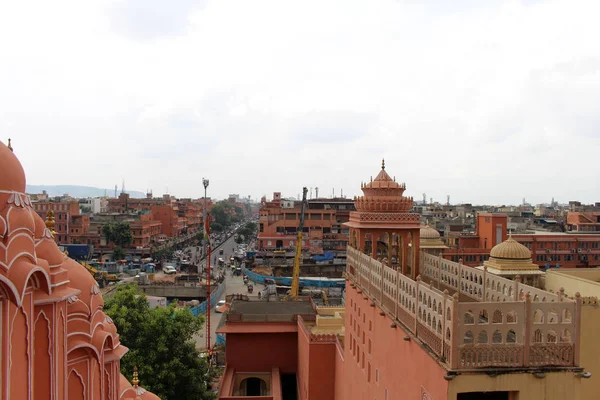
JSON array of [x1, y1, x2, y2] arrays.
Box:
[[0, 139, 26, 193], [354, 159, 414, 212], [489, 236, 531, 260], [420, 225, 440, 239]]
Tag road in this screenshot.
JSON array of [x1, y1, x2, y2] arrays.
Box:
[[193, 233, 261, 350]]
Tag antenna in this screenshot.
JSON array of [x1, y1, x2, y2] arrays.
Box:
[[121, 180, 125, 194], [114, 185, 117, 198], [446, 195, 450, 206], [309, 187, 313, 199], [315, 187, 319, 198], [422, 193, 426, 204], [341, 188, 343, 198], [332, 188, 335, 198]]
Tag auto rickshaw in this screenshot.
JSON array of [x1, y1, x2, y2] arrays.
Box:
[[247, 284, 253, 293]]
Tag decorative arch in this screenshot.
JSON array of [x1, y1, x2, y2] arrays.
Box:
[[68, 369, 86, 400]]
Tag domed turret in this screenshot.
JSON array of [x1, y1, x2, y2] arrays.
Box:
[[479, 235, 543, 287], [489, 236, 531, 260], [354, 159, 414, 213], [420, 225, 440, 239], [0, 139, 26, 193]]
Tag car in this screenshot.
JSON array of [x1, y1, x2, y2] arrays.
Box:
[[215, 300, 228, 313], [162, 266, 177, 275]]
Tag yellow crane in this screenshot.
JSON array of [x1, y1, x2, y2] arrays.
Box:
[[288, 187, 308, 299]]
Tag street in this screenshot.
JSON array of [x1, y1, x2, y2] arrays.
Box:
[[192, 233, 261, 350]]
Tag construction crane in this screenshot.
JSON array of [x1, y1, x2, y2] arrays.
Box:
[[289, 187, 308, 299]]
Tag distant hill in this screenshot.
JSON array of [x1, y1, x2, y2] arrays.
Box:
[[26, 185, 146, 199]]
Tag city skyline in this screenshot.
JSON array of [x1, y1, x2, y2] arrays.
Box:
[[2, 0, 599, 204]]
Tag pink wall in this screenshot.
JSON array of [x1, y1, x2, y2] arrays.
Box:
[[343, 286, 449, 400], [334, 342, 346, 400], [297, 328, 310, 400], [226, 332, 298, 373], [297, 326, 337, 400]]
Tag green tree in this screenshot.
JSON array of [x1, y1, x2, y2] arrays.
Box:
[[103, 222, 133, 261], [102, 222, 133, 247], [104, 284, 216, 400]]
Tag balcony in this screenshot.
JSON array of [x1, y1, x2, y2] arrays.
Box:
[[346, 246, 581, 371]]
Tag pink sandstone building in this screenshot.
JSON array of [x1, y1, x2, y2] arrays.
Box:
[[217, 161, 589, 400], [0, 139, 159, 399]]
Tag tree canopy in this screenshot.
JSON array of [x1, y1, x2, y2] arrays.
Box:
[[104, 284, 216, 400], [102, 222, 133, 247], [209, 200, 245, 232]]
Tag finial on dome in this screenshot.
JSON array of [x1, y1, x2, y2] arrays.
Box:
[[7, 138, 13, 152], [132, 366, 139, 388], [382, 158, 385, 170], [45, 210, 57, 239]]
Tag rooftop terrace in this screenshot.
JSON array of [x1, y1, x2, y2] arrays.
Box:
[[346, 246, 582, 371]]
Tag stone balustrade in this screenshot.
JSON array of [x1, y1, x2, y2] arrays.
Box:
[[346, 246, 581, 370]]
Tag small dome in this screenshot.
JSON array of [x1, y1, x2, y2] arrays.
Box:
[[490, 236, 531, 260], [420, 225, 440, 239], [0, 139, 26, 193]]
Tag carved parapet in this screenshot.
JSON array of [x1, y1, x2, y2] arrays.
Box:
[[309, 333, 338, 343]]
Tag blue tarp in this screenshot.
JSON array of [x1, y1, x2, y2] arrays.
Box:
[[242, 266, 345, 288], [311, 251, 334, 262]]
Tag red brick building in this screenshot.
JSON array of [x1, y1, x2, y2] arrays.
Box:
[[152, 204, 186, 238], [32, 200, 81, 243], [567, 211, 600, 232], [107, 192, 164, 213], [444, 213, 600, 268], [130, 213, 163, 248], [258, 193, 354, 252]]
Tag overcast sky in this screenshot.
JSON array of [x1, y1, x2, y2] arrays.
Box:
[[1, 0, 599, 205]]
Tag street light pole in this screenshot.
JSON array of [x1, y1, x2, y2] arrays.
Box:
[[202, 178, 211, 353]]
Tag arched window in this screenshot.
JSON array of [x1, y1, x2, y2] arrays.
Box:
[[547, 330, 557, 343], [506, 329, 517, 344], [492, 330, 502, 344], [533, 309, 544, 324], [446, 327, 451, 341], [506, 310, 517, 324], [478, 310, 489, 324], [562, 309, 572, 323], [239, 377, 269, 396], [533, 329, 543, 343], [492, 310, 503, 324], [464, 312, 475, 325], [464, 331, 474, 344], [548, 309, 559, 324], [477, 330, 488, 344], [561, 329, 572, 343]]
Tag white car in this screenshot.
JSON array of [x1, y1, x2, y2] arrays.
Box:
[[215, 300, 227, 313], [162, 266, 177, 275]]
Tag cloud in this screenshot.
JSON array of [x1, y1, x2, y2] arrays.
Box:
[[1, 0, 599, 205], [288, 111, 377, 145], [107, 0, 205, 40]]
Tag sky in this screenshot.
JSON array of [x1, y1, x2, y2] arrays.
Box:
[[1, 0, 599, 205]]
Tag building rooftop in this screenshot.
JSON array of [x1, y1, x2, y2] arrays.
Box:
[[229, 299, 315, 316]]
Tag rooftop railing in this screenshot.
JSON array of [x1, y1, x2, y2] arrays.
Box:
[[346, 246, 581, 371]]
